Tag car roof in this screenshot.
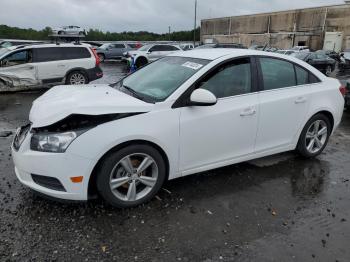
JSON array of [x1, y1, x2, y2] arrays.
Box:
[[9, 43, 90, 50], [169, 48, 281, 60]]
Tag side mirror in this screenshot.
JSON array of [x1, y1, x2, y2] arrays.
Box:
[[189, 88, 217, 106]]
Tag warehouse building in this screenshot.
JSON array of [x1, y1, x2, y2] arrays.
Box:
[[201, 4, 350, 52]]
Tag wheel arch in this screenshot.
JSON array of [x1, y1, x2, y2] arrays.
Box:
[[87, 139, 170, 198], [136, 56, 148, 64]]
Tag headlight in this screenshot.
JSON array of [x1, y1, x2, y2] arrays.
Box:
[[30, 131, 83, 153]]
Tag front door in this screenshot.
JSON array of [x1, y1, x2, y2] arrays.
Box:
[[0, 49, 38, 87], [179, 57, 259, 174]]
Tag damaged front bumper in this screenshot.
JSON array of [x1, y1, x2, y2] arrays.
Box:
[[11, 125, 95, 201]]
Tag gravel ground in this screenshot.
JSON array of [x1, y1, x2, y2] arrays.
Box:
[[0, 62, 349, 262]]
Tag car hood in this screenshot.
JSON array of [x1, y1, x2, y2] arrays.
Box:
[[29, 84, 154, 128]]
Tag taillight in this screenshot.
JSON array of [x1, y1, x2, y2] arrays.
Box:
[[339, 85, 346, 97], [90, 47, 100, 66]]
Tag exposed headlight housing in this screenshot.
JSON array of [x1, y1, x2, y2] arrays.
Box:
[[30, 131, 83, 153]]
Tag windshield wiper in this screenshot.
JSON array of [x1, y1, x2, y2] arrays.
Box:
[[122, 85, 155, 103]]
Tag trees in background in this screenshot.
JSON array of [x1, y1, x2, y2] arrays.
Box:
[[0, 25, 200, 42]]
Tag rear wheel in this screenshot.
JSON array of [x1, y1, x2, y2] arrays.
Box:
[[135, 57, 148, 68], [66, 71, 88, 85], [297, 114, 331, 158], [96, 144, 166, 208]]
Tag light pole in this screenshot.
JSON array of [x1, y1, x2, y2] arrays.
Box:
[[194, 0, 197, 46]]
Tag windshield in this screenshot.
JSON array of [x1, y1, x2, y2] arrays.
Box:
[[291, 52, 310, 60], [0, 48, 10, 57], [111, 56, 210, 102], [138, 44, 153, 51]]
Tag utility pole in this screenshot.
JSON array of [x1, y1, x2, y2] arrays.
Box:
[[168, 26, 171, 41], [194, 0, 197, 46]]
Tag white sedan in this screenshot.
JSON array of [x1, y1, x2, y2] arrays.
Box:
[[125, 44, 182, 68], [12, 49, 345, 207]]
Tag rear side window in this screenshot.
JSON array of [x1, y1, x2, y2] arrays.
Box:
[[34, 47, 91, 62], [260, 58, 296, 90], [295, 66, 308, 85], [163, 45, 180, 51], [61, 47, 91, 60]]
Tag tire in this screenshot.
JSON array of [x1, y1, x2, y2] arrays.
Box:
[[96, 144, 167, 208], [66, 71, 88, 85], [297, 114, 332, 158], [98, 53, 105, 63], [135, 57, 148, 69]]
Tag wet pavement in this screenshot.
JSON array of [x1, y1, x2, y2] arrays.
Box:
[[0, 62, 350, 261]]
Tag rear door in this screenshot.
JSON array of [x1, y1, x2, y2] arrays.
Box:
[[255, 57, 313, 152], [34, 47, 65, 81], [0, 49, 38, 87]]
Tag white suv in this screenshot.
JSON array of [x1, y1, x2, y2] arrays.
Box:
[[124, 44, 182, 68], [0, 44, 102, 92]]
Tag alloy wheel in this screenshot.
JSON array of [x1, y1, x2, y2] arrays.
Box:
[[69, 73, 86, 85], [109, 153, 158, 202], [305, 120, 328, 154]]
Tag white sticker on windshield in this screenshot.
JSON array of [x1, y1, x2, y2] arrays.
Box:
[[182, 61, 203, 70]]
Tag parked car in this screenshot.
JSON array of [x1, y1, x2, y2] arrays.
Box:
[[339, 49, 350, 70], [11, 49, 344, 207], [249, 44, 266, 50], [292, 46, 310, 52], [292, 52, 336, 75], [0, 43, 102, 91], [316, 50, 341, 62], [124, 44, 182, 68], [96, 43, 135, 62], [196, 43, 246, 49], [180, 43, 195, 51], [275, 50, 296, 55], [52, 26, 86, 36]]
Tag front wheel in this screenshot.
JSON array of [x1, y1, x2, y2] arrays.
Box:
[[297, 114, 331, 158], [96, 144, 166, 208]]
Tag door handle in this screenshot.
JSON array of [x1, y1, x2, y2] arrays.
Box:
[[240, 107, 256, 117], [295, 97, 307, 104], [57, 64, 66, 68]]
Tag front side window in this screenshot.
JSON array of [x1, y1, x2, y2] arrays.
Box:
[[199, 58, 252, 98], [260, 58, 296, 90], [1, 50, 32, 67], [112, 57, 210, 102]]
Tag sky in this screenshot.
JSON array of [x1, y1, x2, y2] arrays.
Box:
[[0, 0, 346, 33]]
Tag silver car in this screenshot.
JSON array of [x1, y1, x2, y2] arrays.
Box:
[[53, 26, 86, 36]]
